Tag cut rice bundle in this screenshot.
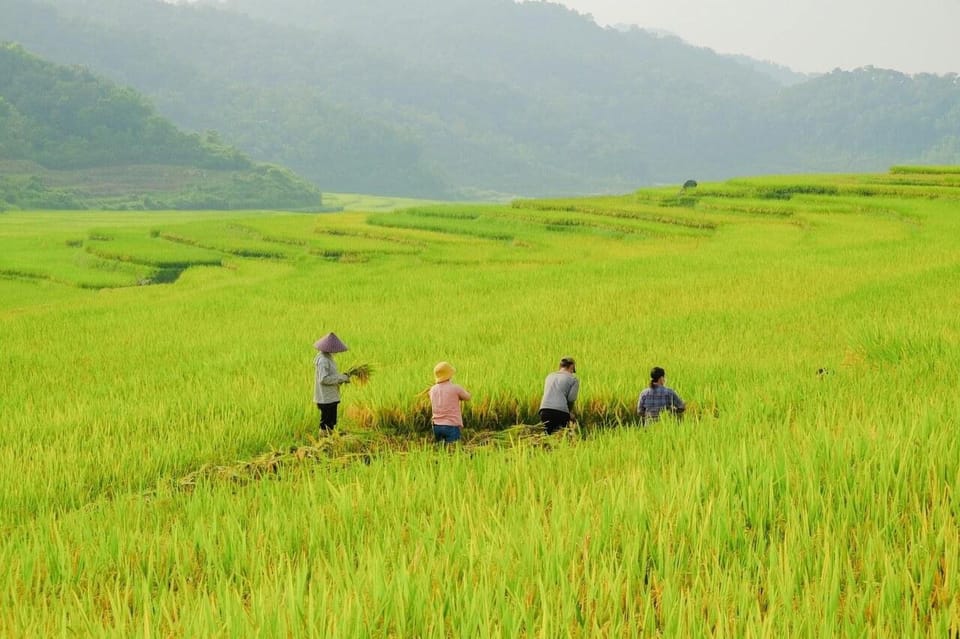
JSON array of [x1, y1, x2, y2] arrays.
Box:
[[345, 363, 374, 386]]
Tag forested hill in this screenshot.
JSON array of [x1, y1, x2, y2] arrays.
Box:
[[0, 43, 322, 210], [2, 0, 959, 199], [0, 43, 248, 171]]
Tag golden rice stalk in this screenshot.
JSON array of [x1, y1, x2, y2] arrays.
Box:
[[345, 363, 374, 386]]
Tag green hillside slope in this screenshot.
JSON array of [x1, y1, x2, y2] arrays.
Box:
[[0, 43, 323, 210]]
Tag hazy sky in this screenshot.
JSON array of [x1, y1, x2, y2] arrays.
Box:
[[551, 0, 960, 75]]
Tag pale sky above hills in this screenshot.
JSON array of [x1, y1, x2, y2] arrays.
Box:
[[550, 0, 960, 75]]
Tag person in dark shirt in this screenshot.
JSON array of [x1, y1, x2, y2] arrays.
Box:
[[636, 366, 685, 425]]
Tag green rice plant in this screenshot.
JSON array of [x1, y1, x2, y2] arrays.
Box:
[[322, 192, 450, 212], [512, 197, 718, 229], [84, 230, 225, 268], [367, 211, 516, 241], [889, 164, 960, 175]]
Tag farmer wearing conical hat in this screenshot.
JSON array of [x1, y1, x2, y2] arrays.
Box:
[[429, 362, 471, 445], [314, 332, 351, 433]]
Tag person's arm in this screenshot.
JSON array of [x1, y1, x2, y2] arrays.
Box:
[[671, 390, 685, 414], [319, 360, 349, 385], [567, 378, 580, 413], [458, 385, 472, 401], [636, 391, 645, 416]]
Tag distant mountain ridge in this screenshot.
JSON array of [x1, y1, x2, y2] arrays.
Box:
[[606, 23, 810, 86], [0, 43, 323, 210], [2, 0, 959, 198]]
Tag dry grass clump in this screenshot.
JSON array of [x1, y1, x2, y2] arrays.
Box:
[[170, 422, 581, 491], [174, 431, 397, 489]]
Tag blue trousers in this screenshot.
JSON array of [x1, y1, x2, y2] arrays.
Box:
[[433, 425, 462, 444]]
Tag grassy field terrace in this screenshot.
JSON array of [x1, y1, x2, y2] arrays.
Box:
[[1, 168, 959, 636]]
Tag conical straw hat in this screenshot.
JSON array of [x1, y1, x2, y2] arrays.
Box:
[[314, 332, 349, 353]]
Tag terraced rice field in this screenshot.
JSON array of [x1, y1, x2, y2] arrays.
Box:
[[2, 167, 959, 636]]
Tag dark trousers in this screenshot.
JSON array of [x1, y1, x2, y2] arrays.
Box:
[[433, 425, 462, 444], [539, 408, 570, 435], [317, 401, 340, 431]]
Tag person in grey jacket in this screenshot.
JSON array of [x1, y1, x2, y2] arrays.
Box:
[[314, 332, 351, 433], [538, 357, 579, 434]]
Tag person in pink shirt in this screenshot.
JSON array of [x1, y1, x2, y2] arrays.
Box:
[[429, 361, 472, 444]]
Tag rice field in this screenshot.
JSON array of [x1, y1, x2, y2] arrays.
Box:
[[2, 168, 960, 636]]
